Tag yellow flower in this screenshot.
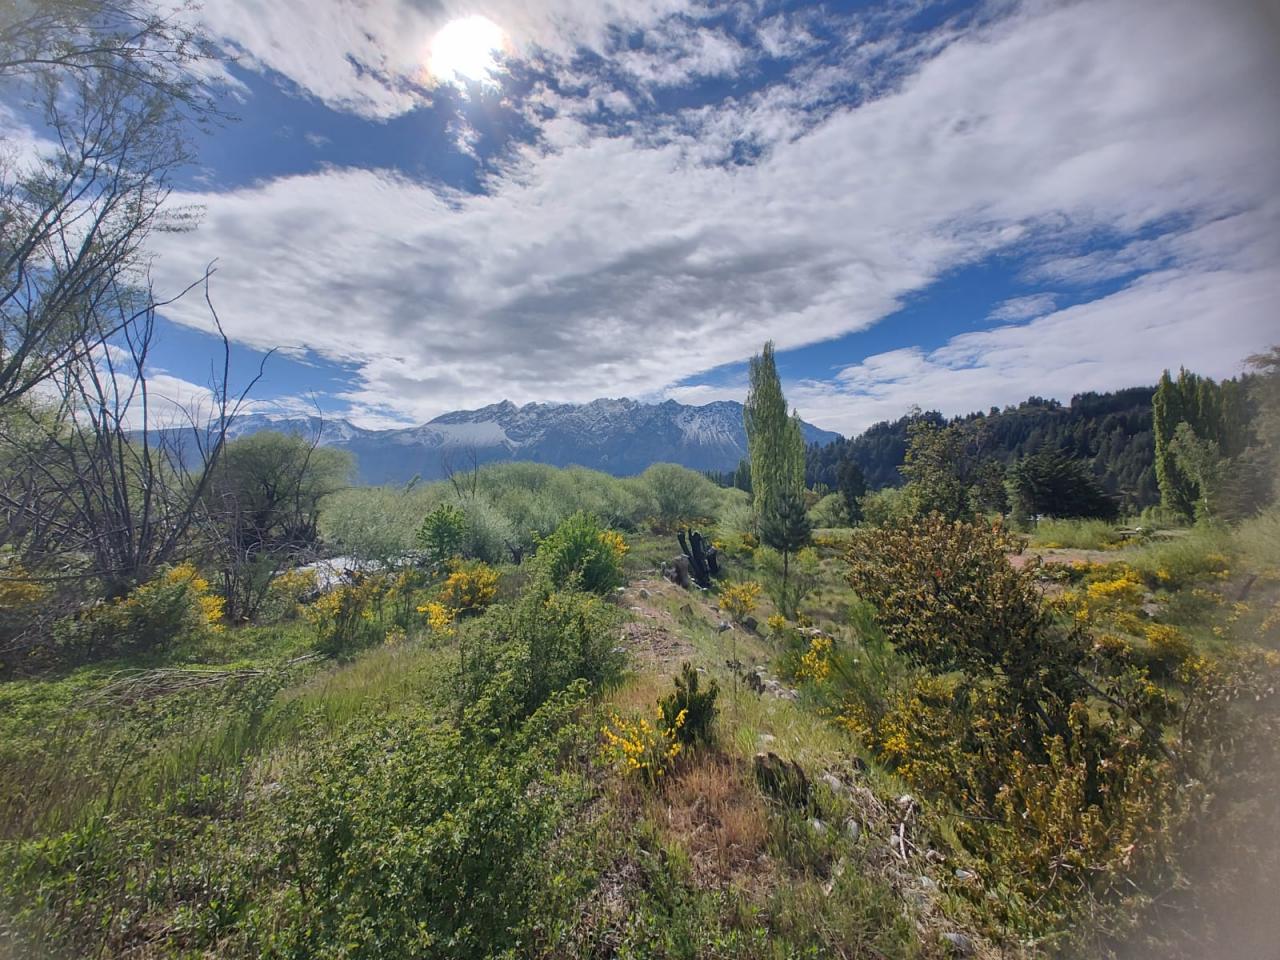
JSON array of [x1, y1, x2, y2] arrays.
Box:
[[719, 581, 762, 624]]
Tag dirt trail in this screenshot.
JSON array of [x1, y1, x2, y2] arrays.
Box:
[[615, 576, 700, 676]]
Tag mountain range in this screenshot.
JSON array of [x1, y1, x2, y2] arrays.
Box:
[[227, 398, 842, 485]]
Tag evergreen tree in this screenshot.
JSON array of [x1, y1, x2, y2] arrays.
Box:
[[759, 490, 812, 617], [1007, 449, 1117, 522], [744, 341, 805, 516], [733, 457, 752, 494], [836, 459, 867, 522], [1153, 368, 1254, 520]]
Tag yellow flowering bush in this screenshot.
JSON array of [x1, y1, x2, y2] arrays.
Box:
[[305, 577, 383, 658], [1086, 568, 1145, 606], [417, 600, 456, 636], [598, 529, 629, 559], [766, 613, 789, 635], [0, 564, 47, 609], [796, 634, 833, 683], [600, 706, 686, 784], [54, 562, 224, 659], [264, 567, 318, 620], [440, 560, 499, 614], [718, 580, 761, 624]]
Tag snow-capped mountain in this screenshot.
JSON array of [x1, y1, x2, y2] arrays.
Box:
[[225, 398, 841, 485]]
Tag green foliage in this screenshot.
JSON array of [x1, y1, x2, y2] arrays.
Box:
[[1028, 518, 1124, 550], [460, 586, 623, 731], [532, 511, 626, 595], [52, 563, 223, 662], [1153, 368, 1252, 520], [305, 578, 385, 660], [857, 486, 912, 526], [759, 490, 813, 618], [806, 491, 848, 528], [835, 459, 866, 522], [846, 514, 1081, 711], [262, 686, 590, 959], [635, 463, 723, 530], [900, 419, 973, 521], [744, 341, 805, 517], [808, 389, 1161, 513], [754, 546, 820, 621], [658, 661, 719, 747], [417, 502, 467, 567], [1008, 447, 1117, 523]]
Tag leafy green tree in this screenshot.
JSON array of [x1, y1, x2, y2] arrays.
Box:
[[900, 419, 972, 520], [1007, 448, 1117, 523], [744, 341, 805, 517], [759, 490, 811, 617], [732, 457, 752, 494]]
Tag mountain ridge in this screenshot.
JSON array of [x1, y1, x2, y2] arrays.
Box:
[[226, 398, 842, 485]]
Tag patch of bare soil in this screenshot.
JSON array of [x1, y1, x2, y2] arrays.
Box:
[[1009, 547, 1118, 570], [616, 577, 699, 674]]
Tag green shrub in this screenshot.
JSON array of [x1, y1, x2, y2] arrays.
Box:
[[1125, 526, 1233, 588], [461, 585, 623, 730], [260, 685, 592, 959], [532, 511, 626, 595], [846, 514, 1080, 707], [658, 662, 719, 747], [52, 563, 223, 661]]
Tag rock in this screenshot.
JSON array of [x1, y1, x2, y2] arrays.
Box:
[[955, 868, 977, 882], [754, 752, 813, 810], [615, 586, 626, 593], [851, 756, 869, 774], [809, 817, 826, 834], [821, 772, 847, 794], [638, 588, 650, 599], [679, 602, 694, 618], [895, 794, 917, 817], [918, 875, 938, 892], [844, 819, 861, 841], [941, 932, 974, 956], [717, 620, 731, 633], [743, 615, 759, 631]]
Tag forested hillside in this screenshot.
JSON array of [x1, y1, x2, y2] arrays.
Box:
[[806, 387, 1159, 509]]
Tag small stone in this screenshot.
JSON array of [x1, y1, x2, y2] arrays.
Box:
[[844, 819, 861, 841], [758, 733, 776, 746], [638, 588, 650, 599], [955, 868, 977, 882], [918, 875, 938, 892], [809, 817, 826, 834], [615, 586, 626, 594], [717, 620, 731, 633], [821, 772, 847, 794], [941, 932, 974, 956], [743, 615, 758, 631]]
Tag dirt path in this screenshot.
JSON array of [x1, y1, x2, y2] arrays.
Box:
[[616, 577, 700, 675]]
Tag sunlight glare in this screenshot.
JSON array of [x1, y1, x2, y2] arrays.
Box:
[[428, 15, 505, 85]]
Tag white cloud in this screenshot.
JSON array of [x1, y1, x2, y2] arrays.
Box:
[[148, 0, 1280, 429], [988, 293, 1055, 322]]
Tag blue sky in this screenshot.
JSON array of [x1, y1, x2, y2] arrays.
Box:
[[48, 0, 1280, 435]]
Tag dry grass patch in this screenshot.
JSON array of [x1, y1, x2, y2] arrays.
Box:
[[645, 750, 772, 891]]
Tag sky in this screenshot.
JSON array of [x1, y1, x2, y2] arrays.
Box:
[[25, 0, 1280, 436]]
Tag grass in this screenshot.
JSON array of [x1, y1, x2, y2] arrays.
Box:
[[1027, 517, 1125, 550]]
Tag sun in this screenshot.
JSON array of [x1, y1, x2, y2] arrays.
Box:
[[428, 15, 505, 85]]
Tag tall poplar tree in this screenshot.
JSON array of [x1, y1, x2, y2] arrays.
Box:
[[744, 341, 805, 516]]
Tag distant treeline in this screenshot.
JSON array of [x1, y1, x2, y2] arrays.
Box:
[[803, 387, 1160, 511]]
